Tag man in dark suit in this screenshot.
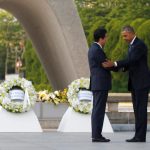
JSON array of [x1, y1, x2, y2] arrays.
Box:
[[103, 25, 150, 142], [88, 27, 116, 142]]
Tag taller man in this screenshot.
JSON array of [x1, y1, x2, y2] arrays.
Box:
[[103, 25, 150, 142]]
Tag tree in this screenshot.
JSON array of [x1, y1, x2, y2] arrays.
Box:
[[75, 0, 150, 92], [0, 10, 52, 91], [136, 20, 150, 67]]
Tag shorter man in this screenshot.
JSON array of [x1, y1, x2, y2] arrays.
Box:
[[88, 27, 114, 142]]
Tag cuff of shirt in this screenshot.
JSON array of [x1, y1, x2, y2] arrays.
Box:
[[114, 61, 117, 67]]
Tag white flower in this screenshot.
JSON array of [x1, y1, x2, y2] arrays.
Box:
[[0, 77, 37, 113], [2, 97, 11, 104], [23, 80, 32, 88], [54, 91, 59, 96], [38, 90, 48, 100], [49, 93, 56, 99], [43, 94, 50, 101], [67, 78, 92, 114]]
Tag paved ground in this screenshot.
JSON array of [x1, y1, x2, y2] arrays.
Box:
[[0, 132, 150, 150]]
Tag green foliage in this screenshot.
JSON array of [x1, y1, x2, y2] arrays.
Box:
[[0, 45, 6, 79], [0, 10, 52, 91], [75, 0, 150, 92], [24, 40, 52, 91], [136, 20, 150, 67], [0, 10, 25, 78]]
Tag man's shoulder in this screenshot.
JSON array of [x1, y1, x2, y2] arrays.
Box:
[[89, 43, 102, 51], [134, 37, 147, 48]]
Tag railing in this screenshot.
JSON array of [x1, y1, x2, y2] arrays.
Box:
[[107, 93, 150, 112], [106, 93, 150, 125]]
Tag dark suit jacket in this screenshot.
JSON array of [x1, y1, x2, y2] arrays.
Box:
[[88, 43, 113, 91], [117, 37, 150, 90]]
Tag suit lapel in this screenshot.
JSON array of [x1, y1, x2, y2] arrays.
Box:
[[93, 43, 106, 56], [128, 37, 138, 54]]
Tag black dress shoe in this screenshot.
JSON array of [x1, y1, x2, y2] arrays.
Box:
[[126, 137, 146, 142], [92, 137, 110, 142]]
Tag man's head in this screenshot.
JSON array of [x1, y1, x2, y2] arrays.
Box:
[[94, 27, 107, 47], [121, 26, 135, 43]]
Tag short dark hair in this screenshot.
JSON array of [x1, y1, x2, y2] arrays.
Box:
[[122, 25, 135, 33], [94, 27, 107, 42]]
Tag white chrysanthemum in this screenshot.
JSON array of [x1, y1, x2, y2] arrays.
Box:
[[49, 93, 56, 99], [54, 91, 59, 96], [43, 94, 50, 101], [67, 78, 92, 114], [0, 77, 37, 113], [38, 90, 48, 100]]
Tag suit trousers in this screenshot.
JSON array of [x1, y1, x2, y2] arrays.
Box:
[[131, 88, 149, 140], [91, 90, 108, 139]]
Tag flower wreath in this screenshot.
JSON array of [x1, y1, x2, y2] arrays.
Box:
[[0, 78, 37, 113], [67, 78, 93, 114]]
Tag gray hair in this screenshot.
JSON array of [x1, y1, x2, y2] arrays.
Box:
[[122, 25, 135, 33]]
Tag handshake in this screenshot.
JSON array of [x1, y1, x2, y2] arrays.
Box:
[[102, 59, 116, 68], [102, 59, 127, 72]]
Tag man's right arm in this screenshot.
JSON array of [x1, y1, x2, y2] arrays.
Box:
[[102, 59, 128, 71]]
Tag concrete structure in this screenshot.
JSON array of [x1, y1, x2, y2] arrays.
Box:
[[0, 106, 42, 132], [0, 0, 89, 89], [33, 94, 150, 130]]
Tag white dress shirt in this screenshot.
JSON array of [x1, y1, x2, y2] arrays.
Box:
[[94, 42, 103, 49], [130, 36, 136, 45]]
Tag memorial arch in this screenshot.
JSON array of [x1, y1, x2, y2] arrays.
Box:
[[0, 0, 89, 89]]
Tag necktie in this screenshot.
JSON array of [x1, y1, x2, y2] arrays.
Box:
[[128, 44, 132, 53]]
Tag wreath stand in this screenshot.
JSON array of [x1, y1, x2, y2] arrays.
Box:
[[0, 106, 42, 132], [57, 107, 113, 133]]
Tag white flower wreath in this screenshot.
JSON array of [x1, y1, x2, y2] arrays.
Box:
[[67, 78, 93, 114], [0, 78, 37, 113]]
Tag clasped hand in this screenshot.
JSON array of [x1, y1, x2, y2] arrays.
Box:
[[102, 59, 114, 68]]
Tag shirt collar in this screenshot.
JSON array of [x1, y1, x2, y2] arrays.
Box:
[[130, 36, 136, 45], [94, 42, 103, 49]]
